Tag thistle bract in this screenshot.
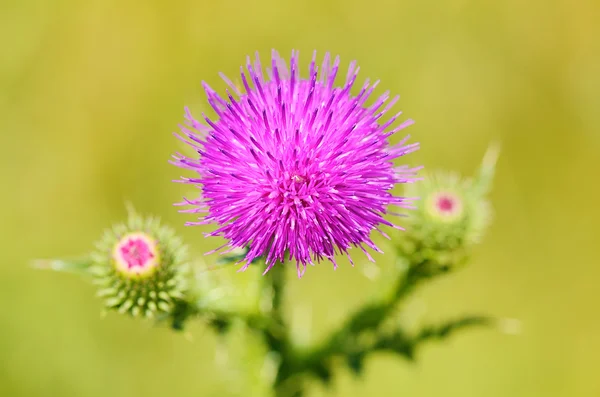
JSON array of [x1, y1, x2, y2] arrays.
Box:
[[91, 211, 189, 317], [172, 50, 420, 276]]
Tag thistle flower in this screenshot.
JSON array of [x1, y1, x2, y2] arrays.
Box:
[[172, 50, 420, 276], [397, 145, 499, 267], [90, 209, 189, 317]]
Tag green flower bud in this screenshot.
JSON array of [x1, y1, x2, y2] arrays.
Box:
[[90, 209, 189, 318], [398, 145, 499, 268]]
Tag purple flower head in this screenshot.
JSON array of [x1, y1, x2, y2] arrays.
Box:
[[172, 50, 420, 277]]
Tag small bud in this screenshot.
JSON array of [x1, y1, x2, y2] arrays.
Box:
[[398, 145, 499, 268], [90, 208, 189, 318]]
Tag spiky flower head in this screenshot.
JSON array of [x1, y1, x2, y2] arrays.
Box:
[[172, 50, 420, 277], [90, 209, 189, 317], [397, 145, 500, 268]]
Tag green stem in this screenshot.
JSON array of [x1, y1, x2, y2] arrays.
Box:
[[264, 263, 298, 397], [270, 262, 286, 326], [264, 263, 287, 354], [324, 261, 427, 346], [279, 260, 441, 383]]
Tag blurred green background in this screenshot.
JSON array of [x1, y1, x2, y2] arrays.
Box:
[[1, 0, 599, 396]]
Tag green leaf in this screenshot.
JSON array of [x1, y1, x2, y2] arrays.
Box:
[[414, 315, 492, 344]]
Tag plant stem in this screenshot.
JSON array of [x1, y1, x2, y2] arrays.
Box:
[[270, 262, 286, 326], [264, 263, 298, 397], [279, 260, 439, 382], [265, 263, 287, 354], [325, 261, 426, 345]]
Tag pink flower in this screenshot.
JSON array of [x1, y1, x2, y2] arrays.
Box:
[[172, 50, 419, 277]]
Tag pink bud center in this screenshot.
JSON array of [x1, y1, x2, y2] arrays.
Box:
[[427, 191, 464, 222], [113, 233, 159, 277], [437, 196, 456, 213], [120, 238, 155, 268]]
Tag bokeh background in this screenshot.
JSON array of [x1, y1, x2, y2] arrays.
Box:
[[1, 0, 599, 396]]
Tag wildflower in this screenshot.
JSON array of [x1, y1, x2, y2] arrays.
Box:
[[90, 209, 189, 317], [173, 50, 419, 276]]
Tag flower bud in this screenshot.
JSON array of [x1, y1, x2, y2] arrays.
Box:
[[397, 145, 499, 268], [89, 209, 189, 318]]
